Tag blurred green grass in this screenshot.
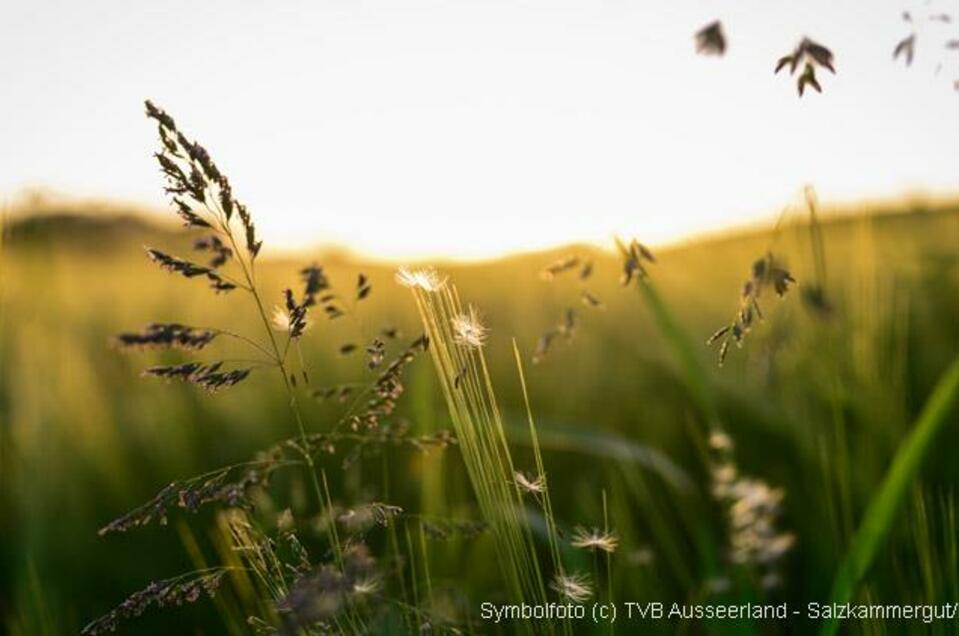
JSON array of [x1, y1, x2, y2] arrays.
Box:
[[2, 199, 959, 634]]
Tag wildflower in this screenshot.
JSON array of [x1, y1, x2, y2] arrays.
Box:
[[550, 573, 593, 603], [395, 266, 446, 292], [514, 471, 546, 494], [451, 306, 488, 348], [570, 526, 619, 554]]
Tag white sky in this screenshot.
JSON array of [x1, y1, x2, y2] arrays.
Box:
[[3, 0, 959, 259]]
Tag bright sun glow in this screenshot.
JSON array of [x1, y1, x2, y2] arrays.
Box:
[[3, 1, 959, 259]]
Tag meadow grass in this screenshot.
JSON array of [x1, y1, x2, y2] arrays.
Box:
[[3, 107, 959, 635]]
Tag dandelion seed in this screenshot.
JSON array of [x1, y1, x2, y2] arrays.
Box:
[[550, 573, 593, 603], [570, 526, 619, 553], [451, 306, 488, 348], [395, 266, 446, 292], [352, 575, 382, 596], [514, 471, 546, 494]]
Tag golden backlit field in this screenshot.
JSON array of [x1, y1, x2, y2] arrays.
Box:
[[3, 198, 959, 634]]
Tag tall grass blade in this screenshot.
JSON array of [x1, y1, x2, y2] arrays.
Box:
[[821, 354, 959, 636], [403, 274, 550, 623]]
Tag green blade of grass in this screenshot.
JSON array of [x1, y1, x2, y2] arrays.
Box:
[[635, 279, 720, 427], [820, 354, 959, 636]]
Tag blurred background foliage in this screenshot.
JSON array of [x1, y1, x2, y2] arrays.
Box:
[[2, 197, 959, 634]]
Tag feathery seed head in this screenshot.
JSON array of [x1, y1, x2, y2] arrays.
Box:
[[514, 471, 546, 494], [452, 306, 488, 348], [570, 526, 619, 553], [550, 572, 593, 603], [395, 266, 446, 292]]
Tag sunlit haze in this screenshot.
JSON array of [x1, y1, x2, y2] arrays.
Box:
[[3, 1, 959, 259]]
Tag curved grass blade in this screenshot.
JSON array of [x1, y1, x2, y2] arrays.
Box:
[[503, 417, 695, 493], [820, 354, 959, 636]]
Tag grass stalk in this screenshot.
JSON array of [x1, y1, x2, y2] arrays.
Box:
[[405, 276, 550, 628]]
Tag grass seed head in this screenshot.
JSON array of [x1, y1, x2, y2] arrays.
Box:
[[550, 572, 593, 603], [695, 21, 726, 56], [395, 266, 446, 292], [570, 526, 619, 553], [514, 471, 546, 494], [452, 305, 489, 349]]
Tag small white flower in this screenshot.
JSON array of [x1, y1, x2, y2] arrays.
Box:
[[395, 266, 446, 292], [452, 306, 488, 348]]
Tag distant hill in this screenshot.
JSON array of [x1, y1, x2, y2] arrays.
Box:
[[4, 197, 958, 263], [5, 211, 180, 248]]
